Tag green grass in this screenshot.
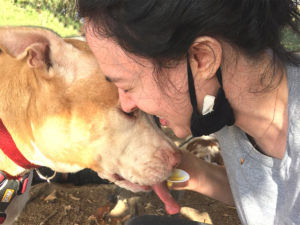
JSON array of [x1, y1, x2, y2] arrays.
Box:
[[0, 0, 80, 37], [282, 27, 300, 51], [0, 0, 299, 50]]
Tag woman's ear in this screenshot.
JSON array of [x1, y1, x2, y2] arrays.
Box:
[[188, 36, 222, 80]]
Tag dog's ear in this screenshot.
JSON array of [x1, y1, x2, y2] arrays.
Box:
[[26, 42, 51, 68], [0, 27, 61, 69]]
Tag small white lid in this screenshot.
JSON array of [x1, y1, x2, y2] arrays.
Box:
[[167, 168, 190, 183]]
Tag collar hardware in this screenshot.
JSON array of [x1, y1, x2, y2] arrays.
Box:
[[0, 171, 30, 224]]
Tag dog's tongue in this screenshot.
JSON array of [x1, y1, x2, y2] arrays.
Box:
[[152, 182, 180, 215]]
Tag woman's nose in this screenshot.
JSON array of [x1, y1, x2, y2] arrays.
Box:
[[118, 89, 137, 113]]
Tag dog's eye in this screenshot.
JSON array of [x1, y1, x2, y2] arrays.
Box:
[[46, 61, 52, 70], [105, 76, 112, 82]]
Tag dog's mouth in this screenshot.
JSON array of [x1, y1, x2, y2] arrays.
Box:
[[152, 182, 180, 214], [113, 173, 180, 215]]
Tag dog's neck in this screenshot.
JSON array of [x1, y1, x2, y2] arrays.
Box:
[[0, 119, 39, 177]]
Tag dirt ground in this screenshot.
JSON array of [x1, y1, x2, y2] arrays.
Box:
[[13, 180, 241, 225], [13, 128, 241, 225]]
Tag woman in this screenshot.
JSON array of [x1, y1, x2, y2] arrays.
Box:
[[77, 1, 300, 224]]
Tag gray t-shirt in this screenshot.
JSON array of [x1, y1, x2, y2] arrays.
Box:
[[215, 63, 300, 225]]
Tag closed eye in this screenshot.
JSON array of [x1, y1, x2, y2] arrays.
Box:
[[105, 75, 132, 93]]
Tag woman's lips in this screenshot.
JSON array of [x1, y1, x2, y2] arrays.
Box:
[[159, 118, 168, 126]]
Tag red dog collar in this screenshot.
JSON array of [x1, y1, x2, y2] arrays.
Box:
[[0, 120, 38, 224], [0, 120, 39, 171]]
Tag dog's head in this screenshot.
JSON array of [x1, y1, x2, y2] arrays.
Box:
[[0, 26, 181, 192]]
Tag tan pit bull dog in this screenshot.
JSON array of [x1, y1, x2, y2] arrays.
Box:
[[0, 26, 182, 224]]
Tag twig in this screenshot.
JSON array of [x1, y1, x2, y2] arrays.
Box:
[[39, 210, 58, 225]]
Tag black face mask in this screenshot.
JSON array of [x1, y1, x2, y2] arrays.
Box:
[[187, 57, 235, 137]]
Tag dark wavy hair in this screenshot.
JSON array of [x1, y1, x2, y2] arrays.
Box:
[[77, 0, 300, 74]]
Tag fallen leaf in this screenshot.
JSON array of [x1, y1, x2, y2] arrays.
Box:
[[180, 207, 213, 224], [88, 215, 97, 221], [64, 205, 72, 211], [69, 194, 80, 201], [95, 204, 111, 221], [109, 199, 128, 217], [44, 190, 57, 202]]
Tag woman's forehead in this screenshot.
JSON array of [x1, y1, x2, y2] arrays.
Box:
[[87, 35, 125, 63], [85, 23, 187, 83], [87, 32, 153, 70]]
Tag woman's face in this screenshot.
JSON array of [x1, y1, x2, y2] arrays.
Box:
[[85, 25, 193, 138]]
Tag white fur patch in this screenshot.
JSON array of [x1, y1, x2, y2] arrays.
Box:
[[30, 140, 83, 173]]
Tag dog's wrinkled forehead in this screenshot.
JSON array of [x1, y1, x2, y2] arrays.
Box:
[[0, 27, 96, 85], [54, 39, 100, 84], [0, 26, 118, 100]]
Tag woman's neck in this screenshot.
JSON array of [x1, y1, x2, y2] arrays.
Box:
[[222, 50, 288, 159]]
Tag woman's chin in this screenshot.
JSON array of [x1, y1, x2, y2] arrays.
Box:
[[172, 127, 191, 139]]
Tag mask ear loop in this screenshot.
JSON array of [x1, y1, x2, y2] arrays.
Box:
[[216, 67, 223, 87], [187, 54, 235, 137], [187, 55, 223, 109], [187, 55, 199, 112]]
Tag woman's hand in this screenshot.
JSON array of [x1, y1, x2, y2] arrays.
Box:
[[168, 151, 204, 191], [169, 151, 235, 205]]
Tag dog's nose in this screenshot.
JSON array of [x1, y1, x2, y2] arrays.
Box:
[[171, 151, 182, 168]]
